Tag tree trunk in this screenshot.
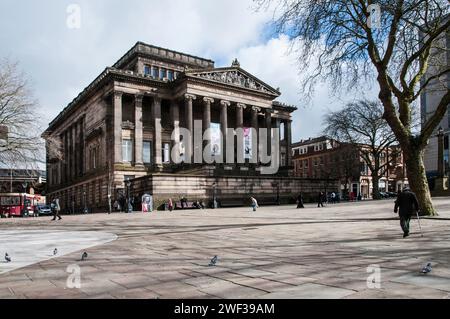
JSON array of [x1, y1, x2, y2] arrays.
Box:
[[404, 147, 437, 216], [372, 174, 381, 200]]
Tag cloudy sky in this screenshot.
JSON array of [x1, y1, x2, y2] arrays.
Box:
[[0, 0, 378, 142]]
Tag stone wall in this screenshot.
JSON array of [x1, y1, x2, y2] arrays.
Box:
[[131, 173, 339, 209]]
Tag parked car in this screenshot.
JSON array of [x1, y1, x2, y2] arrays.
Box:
[[34, 204, 52, 216]]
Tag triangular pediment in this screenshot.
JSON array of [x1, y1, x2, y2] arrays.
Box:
[[186, 67, 280, 96]]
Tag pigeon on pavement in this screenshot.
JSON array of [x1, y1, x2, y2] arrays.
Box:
[[209, 255, 218, 266], [5, 253, 11, 263], [422, 263, 432, 274]]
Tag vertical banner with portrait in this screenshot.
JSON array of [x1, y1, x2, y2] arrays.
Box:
[[210, 123, 221, 156], [243, 127, 252, 160]]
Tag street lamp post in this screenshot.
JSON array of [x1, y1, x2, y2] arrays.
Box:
[[212, 182, 217, 209], [435, 127, 448, 191], [22, 182, 28, 217], [125, 179, 132, 213], [83, 191, 88, 214], [272, 182, 280, 205], [437, 126, 445, 178], [107, 193, 112, 214]]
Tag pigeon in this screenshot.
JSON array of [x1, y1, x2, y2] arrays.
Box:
[[422, 262, 432, 274], [81, 252, 88, 261], [5, 253, 11, 263], [209, 255, 218, 267], [53, 248, 58, 256]]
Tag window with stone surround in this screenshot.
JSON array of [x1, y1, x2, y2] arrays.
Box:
[[151, 66, 159, 78], [122, 139, 133, 162], [162, 143, 170, 163], [159, 68, 167, 79], [143, 141, 152, 164], [167, 70, 174, 81]]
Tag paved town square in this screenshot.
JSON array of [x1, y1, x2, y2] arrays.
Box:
[[1, 199, 449, 299]]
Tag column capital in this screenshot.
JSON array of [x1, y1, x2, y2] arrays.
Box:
[[236, 103, 246, 109], [113, 91, 123, 99], [153, 95, 162, 104], [184, 94, 197, 101], [251, 106, 261, 112], [220, 100, 231, 107], [203, 97, 215, 104], [135, 94, 144, 104]]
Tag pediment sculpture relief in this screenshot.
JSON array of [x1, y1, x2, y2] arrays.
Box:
[[192, 70, 273, 94]]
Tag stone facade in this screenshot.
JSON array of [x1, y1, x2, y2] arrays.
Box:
[[43, 42, 305, 212]]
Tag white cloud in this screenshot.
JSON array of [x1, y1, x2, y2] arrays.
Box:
[[0, 0, 379, 143]]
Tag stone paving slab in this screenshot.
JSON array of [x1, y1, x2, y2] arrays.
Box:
[[392, 273, 450, 292], [260, 283, 355, 299], [0, 230, 117, 275], [1, 198, 450, 299]]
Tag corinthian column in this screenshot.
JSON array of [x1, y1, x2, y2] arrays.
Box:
[[113, 91, 123, 164], [265, 109, 272, 156], [153, 97, 162, 168], [134, 94, 144, 167], [285, 120, 292, 166], [220, 100, 230, 159], [236, 103, 245, 128], [184, 94, 196, 163], [203, 97, 214, 149]]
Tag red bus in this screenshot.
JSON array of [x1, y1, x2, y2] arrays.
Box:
[[0, 193, 46, 218]]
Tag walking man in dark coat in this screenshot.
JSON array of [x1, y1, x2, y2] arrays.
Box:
[[297, 193, 304, 208], [317, 192, 324, 208], [394, 188, 419, 238]]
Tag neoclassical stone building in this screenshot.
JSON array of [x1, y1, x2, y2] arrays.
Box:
[[43, 42, 335, 211]]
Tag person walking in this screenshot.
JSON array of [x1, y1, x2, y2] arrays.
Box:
[[394, 188, 419, 238], [168, 198, 173, 212], [250, 197, 259, 212], [317, 192, 324, 208], [51, 198, 62, 221], [296, 193, 304, 208]]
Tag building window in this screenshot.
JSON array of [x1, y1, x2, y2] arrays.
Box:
[[122, 139, 132, 162], [152, 66, 159, 78], [167, 70, 174, 81], [162, 143, 170, 163], [143, 141, 152, 164], [160, 68, 167, 79], [144, 65, 151, 75]]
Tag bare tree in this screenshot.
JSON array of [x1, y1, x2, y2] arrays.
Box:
[[0, 58, 44, 170], [256, 0, 449, 215], [324, 99, 398, 199]]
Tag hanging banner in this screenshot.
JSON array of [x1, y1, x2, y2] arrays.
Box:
[[243, 127, 252, 160], [210, 123, 221, 156]]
